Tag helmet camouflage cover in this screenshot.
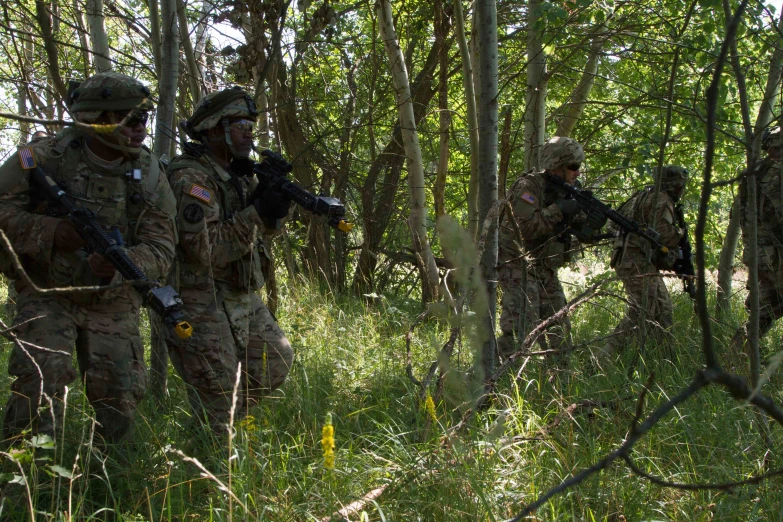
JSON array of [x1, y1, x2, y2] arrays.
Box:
[[540, 137, 585, 170], [188, 86, 258, 134], [70, 72, 153, 122], [762, 126, 782, 151]]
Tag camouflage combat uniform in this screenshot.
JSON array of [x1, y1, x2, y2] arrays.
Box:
[[733, 151, 783, 348], [499, 172, 578, 356], [166, 89, 293, 434], [605, 168, 687, 354], [497, 137, 600, 359], [0, 73, 177, 445]]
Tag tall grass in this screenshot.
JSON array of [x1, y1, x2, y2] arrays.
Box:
[[0, 265, 781, 521]]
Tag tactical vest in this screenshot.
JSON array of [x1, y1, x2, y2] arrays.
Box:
[[167, 153, 268, 292], [14, 128, 166, 290], [610, 186, 674, 269]]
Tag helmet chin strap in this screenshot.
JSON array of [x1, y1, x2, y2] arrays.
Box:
[[92, 129, 142, 159], [222, 119, 252, 159]]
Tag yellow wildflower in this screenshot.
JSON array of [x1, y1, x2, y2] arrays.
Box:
[[424, 393, 437, 423], [321, 413, 335, 469]]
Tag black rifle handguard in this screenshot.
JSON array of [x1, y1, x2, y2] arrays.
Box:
[[546, 173, 669, 254], [253, 150, 353, 233]]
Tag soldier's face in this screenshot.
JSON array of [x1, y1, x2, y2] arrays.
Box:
[[551, 163, 581, 185], [115, 110, 148, 149], [228, 118, 255, 158]]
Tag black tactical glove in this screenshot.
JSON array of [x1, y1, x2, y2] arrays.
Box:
[[586, 210, 608, 231], [555, 198, 580, 216], [230, 157, 255, 177], [252, 188, 291, 227]]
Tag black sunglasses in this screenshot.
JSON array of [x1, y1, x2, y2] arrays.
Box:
[[566, 163, 581, 171], [124, 111, 150, 127]]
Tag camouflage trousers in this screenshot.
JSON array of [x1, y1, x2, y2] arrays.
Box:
[[731, 265, 783, 352], [607, 261, 673, 352], [167, 283, 294, 434], [2, 285, 147, 446], [497, 264, 571, 359]]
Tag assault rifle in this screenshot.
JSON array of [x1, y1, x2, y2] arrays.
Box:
[[546, 173, 669, 254], [673, 204, 697, 300], [252, 150, 353, 234], [30, 167, 193, 339]]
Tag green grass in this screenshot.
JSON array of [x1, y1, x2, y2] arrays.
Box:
[[0, 266, 782, 521]]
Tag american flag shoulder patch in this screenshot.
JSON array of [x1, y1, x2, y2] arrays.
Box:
[[18, 147, 36, 170], [188, 184, 212, 204], [521, 192, 536, 205]]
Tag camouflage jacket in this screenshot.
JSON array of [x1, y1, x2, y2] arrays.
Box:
[[739, 157, 783, 256], [499, 170, 583, 270], [0, 128, 177, 293], [167, 151, 269, 291], [611, 186, 682, 269]]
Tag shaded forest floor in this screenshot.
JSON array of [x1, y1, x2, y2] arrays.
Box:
[[0, 266, 781, 521]]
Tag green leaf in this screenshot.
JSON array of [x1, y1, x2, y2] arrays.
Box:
[[30, 434, 54, 449], [47, 465, 74, 479]]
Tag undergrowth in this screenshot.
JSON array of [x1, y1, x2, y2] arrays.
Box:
[[0, 265, 781, 521]]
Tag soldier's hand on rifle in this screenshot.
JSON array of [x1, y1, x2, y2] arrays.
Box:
[[253, 188, 292, 221], [586, 210, 608, 231], [54, 220, 86, 252], [555, 199, 580, 216], [88, 252, 117, 278]]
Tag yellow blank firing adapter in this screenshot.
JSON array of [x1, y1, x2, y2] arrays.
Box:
[[338, 220, 354, 233], [661, 246, 669, 253], [175, 321, 193, 339]]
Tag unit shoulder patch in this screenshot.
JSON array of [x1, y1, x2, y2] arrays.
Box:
[[187, 183, 212, 204], [521, 192, 536, 205], [18, 147, 37, 170], [182, 203, 205, 224]]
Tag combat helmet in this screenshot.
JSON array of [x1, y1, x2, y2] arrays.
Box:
[[182, 87, 258, 158], [70, 72, 153, 123], [660, 165, 688, 201], [68, 72, 154, 158], [540, 137, 585, 170], [762, 126, 782, 152]]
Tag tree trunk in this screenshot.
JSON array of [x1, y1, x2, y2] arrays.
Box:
[[433, 0, 451, 220], [453, 0, 480, 239], [73, 0, 93, 76], [147, 0, 162, 79], [351, 34, 440, 297], [149, 0, 178, 399], [176, 0, 203, 103], [476, 0, 498, 378], [524, 0, 547, 170], [334, 53, 358, 294], [86, 0, 112, 72], [35, 0, 68, 101], [376, 0, 439, 303], [498, 106, 512, 199], [555, 22, 607, 137]]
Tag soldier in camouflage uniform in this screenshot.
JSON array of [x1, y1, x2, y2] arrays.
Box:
[[603, 166, 688, 356], [0, 72, 177, 447], [731, 127, 783, 353], [165, 87, 294, 435], [498, 137, 606, 359]]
